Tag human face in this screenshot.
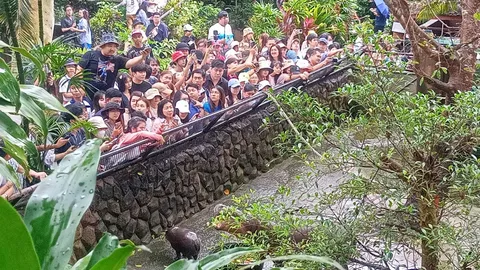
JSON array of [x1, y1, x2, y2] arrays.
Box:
[[130, 95, 140, 110], [219, 16, 229, 26], [184, 30, 192, 37], [197, 42, 207, 53], [132, 33, 143, 46], [186, 86, 199, 101], [125, 77, 132, 90], [162, 102, 174, 118], [109, 97, 123, 105], [149, 61, 159, 75], [151, 96, 161, 107], [211, 67, 223, 81], [310, 52, 322, 65], [231, 86, 240, 95], [108, 109, 121, 121], [179, 112, 189, 120], [319, 42, 328, 52], [160, 74, 172, 84], [177, 57, 187, 68], [136, 100, 148, 113], [249, 73, 259, 84], [246, 33, 253, 41], [227, 60, 238, 69], [180, 93, 189, 101], [133, 122, 147, 132], [243, 90, 255, 99], [98, 95, 106, 108], [153, 15, 160, 24], [71, 86, 82, 98], [78, 10, 84, 18], [292, 40, 300, 51], [259, 69, 269, 78], [65, 65, 76, 76], [309, 38, 319, 48], [66, 7, 73, 16], [192, 73, 204, 87], [210, 88, 220, 103], [266, 39, 276, 48], [101, 43, 118, 57], [270, 46, 279, 58], [133, 71, 146, 82]]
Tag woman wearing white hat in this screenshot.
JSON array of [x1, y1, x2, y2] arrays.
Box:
[[257, 60, 273, 82]]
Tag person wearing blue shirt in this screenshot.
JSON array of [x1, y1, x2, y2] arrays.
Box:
[[146, 12, 169, 44], [203, 85, 226, 114]]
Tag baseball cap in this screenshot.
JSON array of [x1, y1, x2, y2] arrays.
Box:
[[228, 79, 240, 88], [318, 38, 328, 44], [183, 24, 193, 31], [238, 72, 250, 83], [131, 29, 143, 37], [175, 100, 190, 113], [88, 116, 107, 129]]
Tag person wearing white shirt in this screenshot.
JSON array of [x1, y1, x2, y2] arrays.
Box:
[[58, 59, 77, 105], [116, 0, 142, 30], [208, 11, 234, 46]]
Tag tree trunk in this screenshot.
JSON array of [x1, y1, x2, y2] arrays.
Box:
[[419, 193, 439, 270], [42, 0, 54, 44], [385, 0, 480, 96]]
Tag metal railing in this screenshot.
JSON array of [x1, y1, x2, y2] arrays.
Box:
[[97, 58, 354, 176]]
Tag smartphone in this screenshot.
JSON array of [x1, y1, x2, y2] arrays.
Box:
[[250, 41, 257, 47], [213, 30, 219, 41], [297, 29, 303, 34]]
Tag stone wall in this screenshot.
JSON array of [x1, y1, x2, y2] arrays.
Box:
[[11, 64, 353, 261]]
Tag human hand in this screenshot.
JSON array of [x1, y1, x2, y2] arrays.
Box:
[[31, 171, 47, 179], [100, 141, 114, 152], [155, 135, 165, 144], [66, 145, 76, 154], [300, 72, 309, 80], [141, 47, 152, 58], [54, 137, 69, 148]]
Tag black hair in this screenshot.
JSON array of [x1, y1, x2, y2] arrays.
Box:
[[65, 5, 72, 11], [115, 73, 131, 94], [201, 64, 211, 73], [0, 140, 6, 158], [186, 82, 200, 90], [152, 12, 161, 17], [328, 42, 342, 50], [63, 103, 85, 123], [192, 69, 206, 79], [145, 65, 152, 79], [105, 87, 123, 99], [157, 99, 173, 119], [243, 83, 257, 92], [172, 90, 189, 115], [305, 48, 322, 59], [131, 63, 148, 73], [131, 110, 147, 120], [146, 57, 160, 66], [93, 90, 106, 113], [319, 32, 332, 40], [208, 85, 226, 111], [211, 59, 224, 69], [126, 116, 146, 133]]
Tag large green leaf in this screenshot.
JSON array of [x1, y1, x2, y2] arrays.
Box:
[[0, 196, 41, 270], [18, 92, 48, 143], [243, 254, 345, 270], [0, 57, 21, 111], [89, 240, 138, 270], [165, 247, 262, 270], [0, 157, 21, 189], [21, 84, 66, 112], [24, 139, 101, 270], [86, 233, 120, 269]]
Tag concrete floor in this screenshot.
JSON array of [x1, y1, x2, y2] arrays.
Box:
[[126, 156, 347, 269]]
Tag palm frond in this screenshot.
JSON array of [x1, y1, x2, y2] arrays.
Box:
[[417, 0, 459, 21], [0, 0, 40, 49]]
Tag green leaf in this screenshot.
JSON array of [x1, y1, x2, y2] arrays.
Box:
[[165, 260, 199, 270], [0, 58, 21, 112], [200, 247, 263, 270], [0, 196, 41, 270], [89, 241, 137, 270], [0, 41, 45, 84], [86, 233, 120, 270], [474, 12, 480, 21], [24, 139, 102, 270], [69, 252, 92, 270], [18, 92, 48, 143], [21, 85, 67, 112], [0, 157, 21, 192], [242, 254, 345, 270]]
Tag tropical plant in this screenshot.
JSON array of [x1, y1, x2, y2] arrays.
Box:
[[248, 1, 283, 38], [416, 0, 458, 21], [165, 246, 346, 270], [151, 39, 178, 70], [163, 0, 220, 40]]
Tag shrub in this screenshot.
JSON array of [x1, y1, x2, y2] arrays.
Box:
[[163, 0, 220, 40], [248, 1, 283, 38], [89, 2, 125, 45]]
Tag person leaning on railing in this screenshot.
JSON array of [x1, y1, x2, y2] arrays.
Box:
[[112, 117, 165, 149]]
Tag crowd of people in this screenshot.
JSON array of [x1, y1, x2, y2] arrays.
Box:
[[1, 5, 345, 197]]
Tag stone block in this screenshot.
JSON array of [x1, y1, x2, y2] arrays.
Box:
[[214, 185, 224, 200], [108, 225, 118, 235], [164, 179, 175, 194], [139, 206, 150, 221], [117, 210, 130, 228], [131, 234, 141, 244], [182, 197, 190, 211], [135, 219, 150, 239], [81, 209, 98, 226], [151, 225, 163, 236], [113, 185, 123, 200], [136, 190, 149, 206], [73, 240, 87, 262], [150, 210, 160, 227], [130, 200, 140, 219], [175, 210, 185, 223], [159, 197, 169, 215], [124, 219, 137, 239], [82, 225, 96, 251], [147, 197, 159, 212], [153, 185, 165, 197], [119, 190, 135, 212], [107, 200, 121, 215], [198, 200, 207, 210], [103, 212, 117, 225]]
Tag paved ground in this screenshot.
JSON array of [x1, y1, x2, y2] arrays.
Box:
[[127, 156, 348, 269]]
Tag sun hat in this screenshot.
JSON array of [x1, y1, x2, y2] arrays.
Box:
[[238, 72, 250, 83], [152, 83, 173, 96], [257, 60, 273, 73], [101, 102, 125, 118], [99, 33, 120, 47], [230, 41, 239, 49], [277, 43, 287, 49], [183, 24, 193, 31], [88, 116, 108, 129], [228, 79, 240, 88], [175, 100, 190, 113], [243, 27, 254, 37], [64, 58, 77, 67], [172, 51, 186, 62], [144, 88, 162, 100], [282, 59, 295, 70], [175, 42, 190, 51], [258, 80, 271, 91]]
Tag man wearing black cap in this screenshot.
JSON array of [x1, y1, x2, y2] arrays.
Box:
[[77, 33, 150, 98], [146, 12, 170, 44], [208, 10, 234, 46]]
